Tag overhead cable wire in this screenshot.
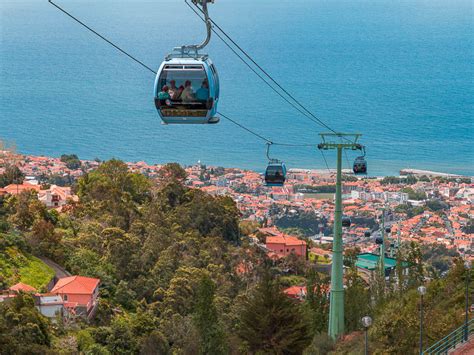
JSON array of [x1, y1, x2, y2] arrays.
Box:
[[48, 2, 322, 153], [48, 1, 157, 74], [218, 112, 271, 144], [186, 0, 351, 139], [218, 112, 316, 147], [343, 141, 353, 171], [184, 1, 319, 124], [319, 149, 332, 174]]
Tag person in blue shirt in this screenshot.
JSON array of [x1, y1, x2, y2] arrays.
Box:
[[195, 80, 210, 102], [158, 85, 171, 100], [158, 85, 171, 106]]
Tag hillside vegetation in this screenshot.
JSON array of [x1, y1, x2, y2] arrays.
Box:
[[0, 160, 470, 354], [0, 235, 54, 290]]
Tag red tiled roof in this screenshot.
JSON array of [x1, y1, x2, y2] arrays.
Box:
[[51, 276, 99, 295], [266, 235, 306, 246], [9, 282, 37, 292], [284, 285, 306, 298]]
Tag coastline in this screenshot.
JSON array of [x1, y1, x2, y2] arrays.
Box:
[[2, 150, 472, 179]]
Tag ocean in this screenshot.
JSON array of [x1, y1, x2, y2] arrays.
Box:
[[1, 0, 473, 176]]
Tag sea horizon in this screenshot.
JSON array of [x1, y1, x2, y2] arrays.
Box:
[[1, 0, 473, 176]]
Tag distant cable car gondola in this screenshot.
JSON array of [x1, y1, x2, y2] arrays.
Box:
[[364, 231, 371, 238], [353, 145, 367, 175], [154, 0, 219, 124], [375, 237, 384, 245], [342, 217, 351, 228], [265, 161, 287, 186], [264, 143, 286, 187], [385, 227, 391, 234]]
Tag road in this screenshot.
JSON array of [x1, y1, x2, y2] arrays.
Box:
[[39, 257, 71, 279]]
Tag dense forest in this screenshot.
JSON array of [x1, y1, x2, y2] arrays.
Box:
[[0, 160, 471, 354]]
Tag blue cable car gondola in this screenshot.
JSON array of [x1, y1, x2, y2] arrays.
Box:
[[154, 0, 219, 124], [265, 160, 287, 187], [353, 145, 367, 175], [342, 216, 351, 228], [264, 143, 286, 187], [154, 55, 219, 124]]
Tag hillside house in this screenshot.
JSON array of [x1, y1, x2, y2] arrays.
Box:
[[8, 282, 37, 293], [51, 276, 100, 318], [3, 182, 41, 195], [34, 293, 65, 318], [266, 234, 306, 259], [38, 185, 76, 208]]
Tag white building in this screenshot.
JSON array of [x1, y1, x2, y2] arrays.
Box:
[[35, 294, 65, 319], [38, 185, 76, 208]]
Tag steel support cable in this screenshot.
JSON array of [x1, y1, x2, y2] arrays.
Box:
[[48, 2, 319, 150], [218, 112, 315, 147], [319, 149, 332, 174], [218, 112, 271, 143], [186, 0, 352, 140], [184, 1, 318, 124], [48, 0, 157, 74], [343, 142, 353, 171]]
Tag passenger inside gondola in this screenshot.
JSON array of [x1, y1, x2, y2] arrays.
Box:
[[158, 85, 171, 106], [168, 80, 179, 100], [196, 80, 210, 102], [180, 80, 195, 102], [157, 65, 212, 117]]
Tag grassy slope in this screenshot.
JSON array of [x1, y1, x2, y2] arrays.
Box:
[[0, 246, 55, 290]]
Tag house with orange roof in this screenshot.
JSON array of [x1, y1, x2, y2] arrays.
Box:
[[3, 182, 41, 195], [51, 276, 100, 318], [266, 234, 306, 259], [284, 285, 307, 300], [8, 282, 37, 293], [38, 185, 77, 208]]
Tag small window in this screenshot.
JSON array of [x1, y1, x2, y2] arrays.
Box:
[[63, 294, 68, 301]]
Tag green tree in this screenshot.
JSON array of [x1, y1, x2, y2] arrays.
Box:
[[304, 268, 329, 334], [344, 248, 370, 332], [77, 159, 150, 229], [60, 154, 82, 170], [401, 187, 426, 201], [193, 275, 228, 355], [140, 331, 170, 355], [0, 164, 24, 187], [0, 293, 51, 354], [6, 190, 48, 231], [28, 219, 63, 261], [158, 163, 187, 182], [237, 271, 311, 354], [405, 242, 424, 288]]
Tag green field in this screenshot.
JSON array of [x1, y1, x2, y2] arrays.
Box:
[[309, 253, 332, 264], [0, 246, 55, 290]]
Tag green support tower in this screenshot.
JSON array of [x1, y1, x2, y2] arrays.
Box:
[[379, 209, 385, 276], [318, 133, 363, 340]]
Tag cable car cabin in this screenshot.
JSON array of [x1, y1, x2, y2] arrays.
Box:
[[154, 57, 220, 124], [353, 156, 367, 175], [385, 227, 391, 234], [265, 161, 286, 187], [342, 217, 351, 228], [364, 231, 371, 238], [375, 237, 384, 245]]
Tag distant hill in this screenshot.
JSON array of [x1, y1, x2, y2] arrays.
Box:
[[0, 245, 54, 291]]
